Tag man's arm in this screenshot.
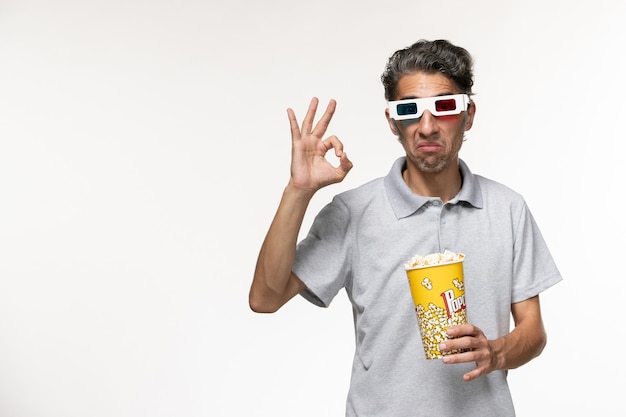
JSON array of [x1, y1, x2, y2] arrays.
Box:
[[439, 295, 547, 381], [249, 97, 352, 314], [249, 185, 312, 313], [489, 295, 547, 370]]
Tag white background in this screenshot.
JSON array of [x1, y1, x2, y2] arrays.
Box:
[[0, 1, 624, 415]]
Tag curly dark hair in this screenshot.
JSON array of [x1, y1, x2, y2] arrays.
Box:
[[381, 39, 474, 101]]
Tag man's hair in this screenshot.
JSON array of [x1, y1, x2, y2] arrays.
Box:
[[381, 39, 474, 101]]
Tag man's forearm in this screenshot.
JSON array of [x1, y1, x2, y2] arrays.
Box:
[[249, 185, 313, 312], [491, 297, 547, 370]]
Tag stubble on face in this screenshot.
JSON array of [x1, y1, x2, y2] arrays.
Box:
[[397, 121, 465, 174], [409, 142, 455, 173]]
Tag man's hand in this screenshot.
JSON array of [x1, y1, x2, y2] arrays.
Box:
[[438, 296, 547, 382], [438, 323, 499, 382], [287, 97, 353, 193]]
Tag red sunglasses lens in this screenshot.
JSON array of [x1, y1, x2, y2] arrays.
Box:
[[435, 98, 457, 112]]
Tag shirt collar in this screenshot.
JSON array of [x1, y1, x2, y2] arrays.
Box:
[[383, 157, 483, 219]]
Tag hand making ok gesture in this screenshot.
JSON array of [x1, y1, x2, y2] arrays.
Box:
[[287, 97, 353, 194]]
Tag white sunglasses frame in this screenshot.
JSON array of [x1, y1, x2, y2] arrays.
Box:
[[388, 94, 470, 120]]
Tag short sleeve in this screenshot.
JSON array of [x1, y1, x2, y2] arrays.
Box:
[[293, 196, 353, 307], [511, 202, 563, 303]]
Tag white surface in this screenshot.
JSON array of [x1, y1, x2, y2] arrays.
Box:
[[0, 1, 623, 415]]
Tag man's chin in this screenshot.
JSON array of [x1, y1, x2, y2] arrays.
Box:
[[415, 158, 448, 173]]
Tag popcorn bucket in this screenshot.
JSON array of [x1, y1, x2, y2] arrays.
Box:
[[405, 259, 467, 360]]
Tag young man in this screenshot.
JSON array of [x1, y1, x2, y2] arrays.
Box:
[[249, 39, 562, 416]]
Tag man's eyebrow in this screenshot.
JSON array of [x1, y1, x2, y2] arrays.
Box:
[[398, 92, 455, 100]]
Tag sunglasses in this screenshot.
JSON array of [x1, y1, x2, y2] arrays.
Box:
[[388, 94, 470, 120]]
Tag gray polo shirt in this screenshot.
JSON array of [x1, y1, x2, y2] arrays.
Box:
[[293, 157, 562, 417]]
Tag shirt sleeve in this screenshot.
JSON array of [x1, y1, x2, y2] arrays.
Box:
[[511, 201, 563, 303], [293, 196, 352, 308]]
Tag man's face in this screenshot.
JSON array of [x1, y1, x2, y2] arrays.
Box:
[[385, 72, 475, 173]]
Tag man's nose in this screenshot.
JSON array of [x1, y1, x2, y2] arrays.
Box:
[[417, 110, 439, 135]]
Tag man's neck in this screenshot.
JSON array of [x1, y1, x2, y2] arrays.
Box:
[[402, 161, 462, 203]]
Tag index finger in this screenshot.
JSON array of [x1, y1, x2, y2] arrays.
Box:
[[310, 99, 337, 138]]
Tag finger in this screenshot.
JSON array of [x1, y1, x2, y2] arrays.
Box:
[[338, 151, 353, 175], [334, 152, 353, 178], [287, 108, 302, 140], [301, 97, 320, 135], [322, 135, 348, 163], [439, 334, 466, 353], [321, 135, 353, 176], [322, 135, 344, 155], [463, 366, 486, 382], [311, 99, 337, 138], [441, 348, 475, 363], [446, 323, 477, 338]]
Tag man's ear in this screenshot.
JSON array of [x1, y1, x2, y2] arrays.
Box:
[[464, 101, 476, 131], [385, 108, 398, 135]]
